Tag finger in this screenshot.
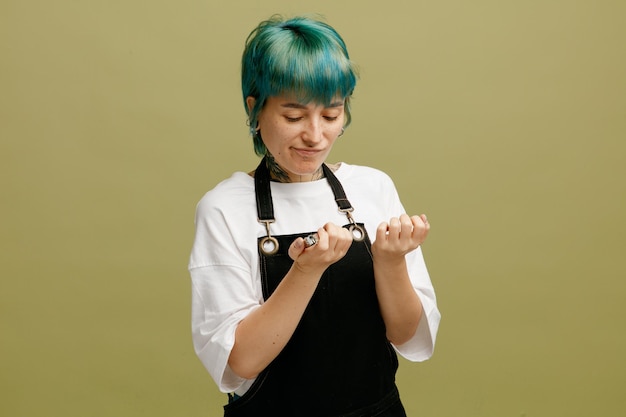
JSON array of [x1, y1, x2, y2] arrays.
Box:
[[316, 227, 329, 250], [411, 214, 430, 241], [288, 237, 305, 261], [323, 223, 350, 251], [376, 221, 389, 242], [421, 215, 431, 235], [388, 217, 401, 238], [336, 227, 354, 252], [399, 214, 414, 240]]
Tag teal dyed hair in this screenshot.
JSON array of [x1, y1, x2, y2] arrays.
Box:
[[242, 15, 358, 156]]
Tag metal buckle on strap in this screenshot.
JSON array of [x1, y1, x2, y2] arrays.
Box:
[[339, 208, 365, 242], [258, 219, 279, 255]]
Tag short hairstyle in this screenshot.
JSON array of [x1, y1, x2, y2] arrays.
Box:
[[241, 15, 358, 156]]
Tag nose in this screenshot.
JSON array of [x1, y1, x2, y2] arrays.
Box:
[[301, 117, 323, 145]]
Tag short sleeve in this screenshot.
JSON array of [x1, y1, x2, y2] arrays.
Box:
[[188, 183, 262, 392], [191, 265, 259, 392]]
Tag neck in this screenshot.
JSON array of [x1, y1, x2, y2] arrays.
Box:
[[266, 154, 324, 183]]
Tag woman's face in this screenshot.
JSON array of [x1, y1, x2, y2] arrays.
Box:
[[249, 94, 345, 182]]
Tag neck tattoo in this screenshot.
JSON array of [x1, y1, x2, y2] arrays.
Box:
[[266, 154, 324, 183]]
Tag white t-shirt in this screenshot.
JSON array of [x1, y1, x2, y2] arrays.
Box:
[[189, 162, 441, 394]]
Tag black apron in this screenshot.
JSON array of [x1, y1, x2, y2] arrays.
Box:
[[224, 158, 406, 417]]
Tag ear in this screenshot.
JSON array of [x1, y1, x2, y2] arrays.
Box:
[[246, 96, 256, 114]]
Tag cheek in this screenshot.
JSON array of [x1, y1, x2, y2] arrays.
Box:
[[266, 120, 298, 140], [328, 124, 343, 138], [259, 122, 288, 153]]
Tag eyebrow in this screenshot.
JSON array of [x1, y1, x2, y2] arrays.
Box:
[[280, 101, 344, 109]]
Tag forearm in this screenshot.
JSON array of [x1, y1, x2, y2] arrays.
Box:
[[373, 256, 423, 346], [228, 223, 353, 379], [228, 264, 325, 379]]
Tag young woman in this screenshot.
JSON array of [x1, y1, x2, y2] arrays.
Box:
[[189, 15, 441, 417]]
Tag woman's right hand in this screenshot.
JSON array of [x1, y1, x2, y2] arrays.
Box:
[[288, 222, 353, 274], [229, 222, 354, 379]]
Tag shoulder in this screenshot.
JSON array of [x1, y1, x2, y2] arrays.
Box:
[[194, 172, 256, 219], [196, 172, 256, 223], [190, 172, 258, 268], [335, 162, 397, 191], [335, 162, 403, 216]]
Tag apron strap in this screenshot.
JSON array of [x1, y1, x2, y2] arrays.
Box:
[[321, 163, 353, 212], [254, 157, 364, 256], [254, 157, 356, 219], [254, 157, 276, 222], [254, 158, 279, 255]]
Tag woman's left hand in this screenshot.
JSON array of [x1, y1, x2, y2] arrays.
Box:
[[370, 213, 429, 345], [371, 214, 430, 262]]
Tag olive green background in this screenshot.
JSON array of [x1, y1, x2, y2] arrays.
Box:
[[1, 1, 625, 416]]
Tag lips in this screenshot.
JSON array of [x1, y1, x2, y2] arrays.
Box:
[[293, 148, 323, 158]]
